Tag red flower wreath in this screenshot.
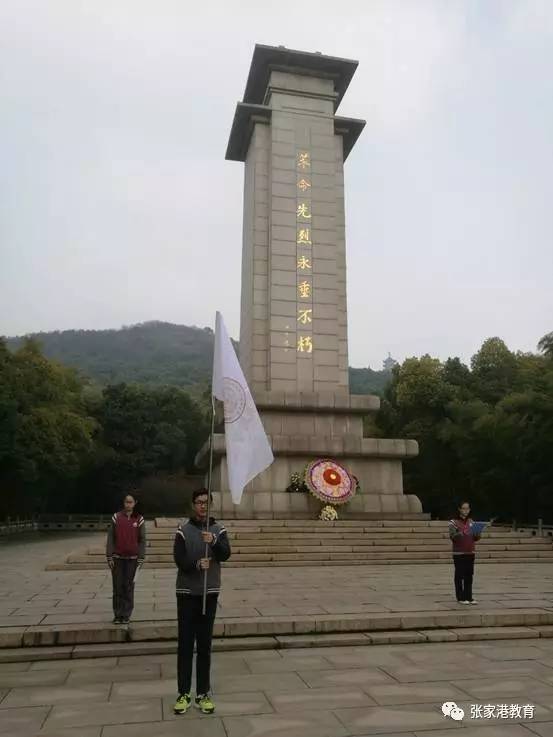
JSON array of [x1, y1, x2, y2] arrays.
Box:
[[305, 459, 355, 505]]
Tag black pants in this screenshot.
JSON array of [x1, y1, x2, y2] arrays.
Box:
[[177, 594, 218, 696], [112, 558, 138, 619], [453, 554, 475, 601]]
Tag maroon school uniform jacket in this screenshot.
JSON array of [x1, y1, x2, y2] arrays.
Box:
[[448, 517, 480, 555], [106, 511, 146, 565]]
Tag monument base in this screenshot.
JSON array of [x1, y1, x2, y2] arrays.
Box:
[[196, 391, 425, 520]]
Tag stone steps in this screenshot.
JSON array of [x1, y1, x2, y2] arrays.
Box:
[[54, 518, 552, 569], [146, 530, 542, 539], [5, 625, 553, 661], [151, 518, 515, 529], [5, 607, 553, 650], [59, 551, 553, 570], [82, 542, 553, 562]]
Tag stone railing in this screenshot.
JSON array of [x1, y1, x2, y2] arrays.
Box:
[[36, 514, 112, 531], [0, 518, 38, 536]]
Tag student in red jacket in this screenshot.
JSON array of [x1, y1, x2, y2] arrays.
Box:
[[448, 500, 481, 605], [106, 494, 146, 624]]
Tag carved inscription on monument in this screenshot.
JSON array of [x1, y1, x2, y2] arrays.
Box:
[[296, 150, 313, 354]]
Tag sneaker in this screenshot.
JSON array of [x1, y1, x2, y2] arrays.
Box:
[[113, 617, 121, 624], [120, 617, 130, 624], [470, 599, 478, 605], [195, 694, 215, 714], [460, 600, 471, 605], [173, 694, 191, 714]]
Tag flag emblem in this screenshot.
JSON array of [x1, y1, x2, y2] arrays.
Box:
[[222, 377, 247, 423]]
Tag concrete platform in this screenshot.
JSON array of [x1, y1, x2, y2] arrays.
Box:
[[5, 533, 553, 650]]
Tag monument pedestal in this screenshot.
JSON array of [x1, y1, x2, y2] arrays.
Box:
[[197, 390, 425, 519]]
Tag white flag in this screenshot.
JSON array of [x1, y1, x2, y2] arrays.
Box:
[[212, 312, 274, 504]]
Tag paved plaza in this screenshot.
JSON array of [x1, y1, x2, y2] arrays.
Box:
[[4, 533, 553, 734], [4, 637, 553, 735], [3, 533, 553, 633]]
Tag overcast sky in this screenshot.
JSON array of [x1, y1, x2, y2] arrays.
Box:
[[1, 1, 551, 369]]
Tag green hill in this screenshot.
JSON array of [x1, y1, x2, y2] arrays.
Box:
[[6, 321, 390, 395], [349, 366, 391, 395]]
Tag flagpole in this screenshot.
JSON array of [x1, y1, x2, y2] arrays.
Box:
[[202, 389, 216, 616]]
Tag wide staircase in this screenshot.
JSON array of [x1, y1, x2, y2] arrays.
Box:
[[53, 518, 553, 570]]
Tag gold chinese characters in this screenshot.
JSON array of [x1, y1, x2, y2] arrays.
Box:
[[298, 280, 311, 299], [297, 228, 311, 246], [297, 335, 313, 353], [296, 150, 313, 353]]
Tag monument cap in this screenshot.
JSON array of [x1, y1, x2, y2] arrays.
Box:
[[243, 43, 358, 111]]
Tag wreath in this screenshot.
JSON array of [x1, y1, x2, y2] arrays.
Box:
[[305, 459, 356, 505], [285, 459, 359, 520]]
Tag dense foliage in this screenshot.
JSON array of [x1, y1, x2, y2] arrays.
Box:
[[376, 336, 553, 522], [349, 366, 391, 395], [0, 338, 209, 516]]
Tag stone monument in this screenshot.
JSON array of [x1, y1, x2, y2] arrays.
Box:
[[201, 44, 424, 519]]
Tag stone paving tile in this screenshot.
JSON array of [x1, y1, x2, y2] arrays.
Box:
[[38, 727, 102, 737], [242, 654, 333, 673], [17, 606, 88, 616], [533, 666, 553, 683], [466, 642, 553, 656], [103, 720, 226, 737], [110, 678, 175, 699], [267, 686, 375, 711], [298, 666, 396, 689], [116, 652, 176, 666], [223, 710, 349, 737], [525, 723, 553, 737], [0, 706, 49, 734], [0, 646, 74, 664], [42, 698, 162, 729], [333, 703, 464, 734], [404, 651, 492, 665], [67, 664, 162, 685], [232, 648, 286, 662], [319, 649, 409, 668], [29, 656, 117, 670], [379, 662, 553, 683], [0, 616, 43, 627], [0, 663, 30, 673], [480, 646, 550, 661], [0, 669, 68, 688], [413, 728, 533, 737], [0, 682, 111, 708], [364, 682, 469, 705], [450, 676, 553, 699], [40, 613, 116, 625]]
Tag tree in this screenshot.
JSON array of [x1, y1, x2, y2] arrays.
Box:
[[470, 337, 517, 404], [0, 339, 97, 515], [91, 383, 210, 495], [538, 332, 553, 359], [378, 338, 553, 522]]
